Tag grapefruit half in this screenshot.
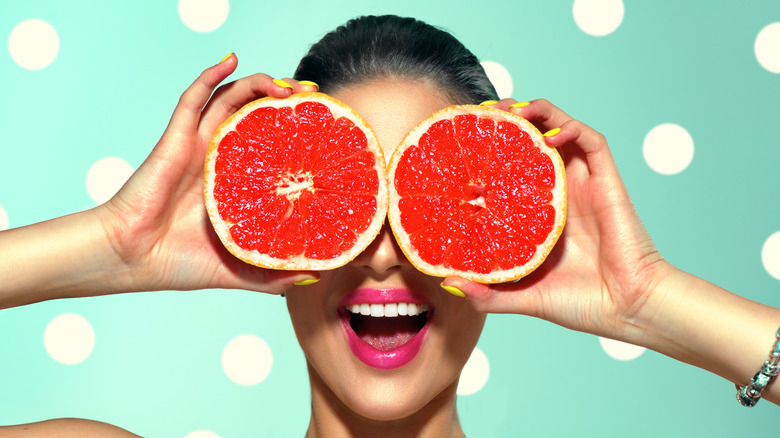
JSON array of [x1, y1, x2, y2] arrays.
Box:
[[204, 92, 388, 270], [387, 105, 566, 283]]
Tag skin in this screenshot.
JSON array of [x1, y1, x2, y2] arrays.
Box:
[[285, 79, 485, 438], [1, 54, 778, 436]]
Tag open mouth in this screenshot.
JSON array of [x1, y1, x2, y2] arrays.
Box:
[[345, 303, 430, 351], [338, 290, 433, 370]]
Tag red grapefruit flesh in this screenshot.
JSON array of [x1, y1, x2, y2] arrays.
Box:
[[387, 105, 566, 283], [204, 92, 388, 270]]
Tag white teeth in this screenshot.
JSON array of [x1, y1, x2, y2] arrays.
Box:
[[346, 303, 429, 317], [385, 303, 398, 317]]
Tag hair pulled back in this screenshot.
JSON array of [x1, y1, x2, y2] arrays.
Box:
[[294, 15, 499, 104]]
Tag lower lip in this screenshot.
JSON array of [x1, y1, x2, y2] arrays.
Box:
[[340, 313, 430, 370]]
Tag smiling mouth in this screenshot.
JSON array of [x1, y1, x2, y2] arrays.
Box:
[[344, 303, 430, 351]]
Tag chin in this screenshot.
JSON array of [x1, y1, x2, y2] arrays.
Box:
[[346, 386, 438, 422], [310, 358, 460, 424]]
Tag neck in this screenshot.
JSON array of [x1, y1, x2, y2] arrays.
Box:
[[304, 363, 465, 438]]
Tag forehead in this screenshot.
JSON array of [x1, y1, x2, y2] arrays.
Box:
[[329, 79, 453, 161]]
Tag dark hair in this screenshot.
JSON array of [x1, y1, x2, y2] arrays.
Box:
[[294, 15, 499, 104]]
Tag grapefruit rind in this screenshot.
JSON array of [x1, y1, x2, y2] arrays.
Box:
[[386, 105, 566, 284], [204, 92, 388, 271]]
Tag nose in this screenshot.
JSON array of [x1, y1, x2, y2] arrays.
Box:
[[351, 220, 412, 273]]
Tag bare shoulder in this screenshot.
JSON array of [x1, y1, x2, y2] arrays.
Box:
[[0, 418, 140, 437]]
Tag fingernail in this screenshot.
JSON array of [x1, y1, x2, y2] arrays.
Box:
[[219, 53, 234, 64], [510, 101, 530, 108], [273, 78, 293, 89], [441, 284, 466, 298], [294, 278, 320, 286], [543, 127, 561, 137], [479, 100, 499, 106], [297, 80, 319, 89]]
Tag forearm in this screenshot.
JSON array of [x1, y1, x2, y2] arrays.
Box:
[[628, 264, 780, 405], [0, 207, 133, 309]]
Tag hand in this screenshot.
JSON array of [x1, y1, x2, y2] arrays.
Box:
[[97, 54, 320, 294], [443, 98, 671, 340], [442, 99, 780, 404]]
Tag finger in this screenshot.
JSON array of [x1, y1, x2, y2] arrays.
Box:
[[489, 98, 520, 111], [196, 72, 292, 133], [243, 271, 322, 295], [198, 75, 323, 142], [508, 99, 573, 134], [543, 118, 617, 177], [198, 75, 321, 138], [223, 263, 321, 295], [441, 277, 544, 317], [278, 77, 320, 94], [163, 54, 239, 138]]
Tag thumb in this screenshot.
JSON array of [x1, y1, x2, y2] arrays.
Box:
[[441, 277, 544, 317], [227, 267, 322, 295]]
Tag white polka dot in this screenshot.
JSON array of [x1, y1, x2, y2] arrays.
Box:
[[762, 231, 780, 281], [755, 22, 780, 74], [222, 334, 273, 386], [599, 337, 645, 361], [8, 19, 60, 70], [86, 157, 134, 204], [481, 61, 513, 99], [573, 0, 625, 37], [642, 123, 694, 175], [457, 347, 489, 396], [184, 431, 221, 438], [44, 313, 95, 365], [0, 204, 8, 231], [178, 0, 229, 33]]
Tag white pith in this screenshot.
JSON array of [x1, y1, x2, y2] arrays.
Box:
[[275, 171, 314, 200], [467, 196, 487, 208], [346, 303, 430, 317]]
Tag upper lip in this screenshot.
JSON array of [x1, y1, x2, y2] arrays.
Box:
[[338, 287, 433, 307]]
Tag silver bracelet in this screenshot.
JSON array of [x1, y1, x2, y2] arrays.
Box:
[[736, 325, 780, 407]]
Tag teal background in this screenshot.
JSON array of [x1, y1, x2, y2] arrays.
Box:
[[2, 0, 779, 436]]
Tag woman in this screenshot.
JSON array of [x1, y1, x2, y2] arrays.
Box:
[[1, 15, 777, 437]]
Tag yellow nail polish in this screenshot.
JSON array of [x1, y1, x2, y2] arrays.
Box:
[[219, 53, 234, 64], [510, 101, 530, 108], [297, 80, 319, 88], [441, 284, 466, 298], [543, 127, 561, 137], [479, 100, 499, 106], [294, 278, 320, 286], [273, 78, 293, 89]]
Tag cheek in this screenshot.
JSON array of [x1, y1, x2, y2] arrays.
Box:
[[439, 303, 487, 366], [285, 287, 332, 351]]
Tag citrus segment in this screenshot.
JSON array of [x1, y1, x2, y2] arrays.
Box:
[[387, 105, 566, 283], [205, 92, 388, 270]]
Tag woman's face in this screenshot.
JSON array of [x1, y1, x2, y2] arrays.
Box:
[[285, 79, 487, 422]]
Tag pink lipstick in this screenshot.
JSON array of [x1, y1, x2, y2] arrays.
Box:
[[339, 288, 432, 370]]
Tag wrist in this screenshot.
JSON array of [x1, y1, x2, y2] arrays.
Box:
[[618, 262, 693, 354], [92, 202, 154, 293], [622, 262, 780, 401]]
